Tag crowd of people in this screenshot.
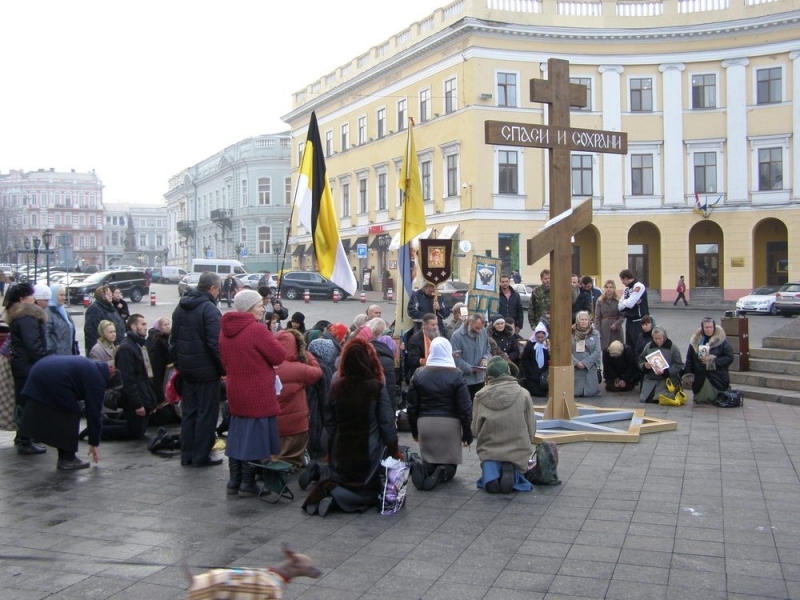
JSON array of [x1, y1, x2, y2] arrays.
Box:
[[0, 267, 734, 510]]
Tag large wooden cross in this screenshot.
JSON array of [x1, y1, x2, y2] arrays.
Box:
[[485, 58, 628, 420]]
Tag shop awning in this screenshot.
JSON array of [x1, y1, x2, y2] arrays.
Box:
[[368, 235, 381, 250], [354, 236, 369, 248], [291, 244, 305, 257], [388, 227, 431, 251], [340, 238, 352, 254], [305, 244, 314, 256], [439, 224, 460, 239]]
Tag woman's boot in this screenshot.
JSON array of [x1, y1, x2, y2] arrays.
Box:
[[227, 458, 242, 495], [238, 462, 260, 498]]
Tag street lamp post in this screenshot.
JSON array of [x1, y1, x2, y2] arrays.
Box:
[[23, 238, 31, 282], [42, 228, 53, 285], [203, 245, 211, 259], [32, 236, 41, 285], [272, 240, 283, 274]]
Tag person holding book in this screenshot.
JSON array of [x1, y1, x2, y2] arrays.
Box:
[[637, 326, 683, 403], [681, 317, 734, 403]]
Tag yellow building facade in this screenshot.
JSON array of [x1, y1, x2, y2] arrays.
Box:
[[282, 0, 800, 302]]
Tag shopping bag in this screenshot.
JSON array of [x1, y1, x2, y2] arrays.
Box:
[[658, 376, 687, 406], [379, 457, 409, 515]]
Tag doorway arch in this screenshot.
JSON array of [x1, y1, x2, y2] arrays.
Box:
[[627, 222, 662, 292], [572, 224, 600, 280], [752, 218, 788, 287], [689, 221, 724, 290]]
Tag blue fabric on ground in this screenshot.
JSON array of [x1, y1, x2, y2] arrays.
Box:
[[476, 460, 533, 492]]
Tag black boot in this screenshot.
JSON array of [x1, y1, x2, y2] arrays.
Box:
[[410, 458, 428, 490], [499, 462, 515, 494], [147, 427, 169, 452], [299, 461, 321, 490], [227, 459, 242, 495], [238, 462, 260, 498], [422, 465, 445, 491]]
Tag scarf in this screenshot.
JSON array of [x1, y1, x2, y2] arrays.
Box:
[[49, 284, 74, 340], [572, 320, 593, 342], [425, 337, 456, 368], [531, 323, 549, 369]]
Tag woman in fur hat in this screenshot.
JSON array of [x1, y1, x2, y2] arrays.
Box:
[[681, 317, 734, 403]]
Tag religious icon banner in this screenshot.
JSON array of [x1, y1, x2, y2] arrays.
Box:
[[418, 239, 453, 284], [467, 255, 503, 316]]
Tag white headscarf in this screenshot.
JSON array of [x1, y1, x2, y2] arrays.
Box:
[[425, 337, 456, 368], [532, 322, 549, 369]]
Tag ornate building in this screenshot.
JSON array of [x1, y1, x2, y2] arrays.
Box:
[[282, 0, 799, 301], [103, 203, 169, 268], [0, 168, 104, 269], [164, 134, 292, 272]]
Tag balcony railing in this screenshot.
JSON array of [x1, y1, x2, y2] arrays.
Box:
[[177, 220, 195, 237]]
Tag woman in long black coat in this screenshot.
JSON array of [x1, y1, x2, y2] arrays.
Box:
[[84, 285, 125, 358], [682, 317, 734, 403], [520, 323, 550, 398], [301, 338, 398, 517], [146, 316, 180, 425]]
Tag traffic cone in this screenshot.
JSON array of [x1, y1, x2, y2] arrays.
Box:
[[304, 289, 310, 304], [83, 296, 90, 308], [387, 287, 394, 302], [360, 291, 366, 303], [150, 291, 156, 306], [333, 289, 339, 303]]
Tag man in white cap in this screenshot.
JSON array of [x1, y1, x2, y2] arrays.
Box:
[[32, 283, 52, 310]]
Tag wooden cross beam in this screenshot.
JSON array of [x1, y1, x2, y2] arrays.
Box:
[[485, 58, 628, 421]]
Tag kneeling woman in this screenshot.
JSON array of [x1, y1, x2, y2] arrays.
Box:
[[301, 338, 398, 517], [407, 337, 473, 491], [473, 357, 536, 493], [682, 317, 734, 403], [637, 326, 684, 403]]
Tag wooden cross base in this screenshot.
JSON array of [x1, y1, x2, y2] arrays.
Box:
[[533, 404, 678, 444]]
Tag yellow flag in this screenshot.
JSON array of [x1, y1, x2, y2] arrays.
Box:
[[398, 123, 426, 245]]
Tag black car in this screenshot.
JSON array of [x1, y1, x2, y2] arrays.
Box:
[[436, 281, 469, 305], [67, 269, 150, 305], [278, 271, 350, 300]]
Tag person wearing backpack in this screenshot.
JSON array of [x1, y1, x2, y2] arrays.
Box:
[[472, 357, 536, 493]]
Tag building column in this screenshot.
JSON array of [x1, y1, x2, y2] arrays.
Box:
[[659, 63, 685, 206], [722, 58, 749, 203], [599, 65, 624, 206], [792, 51, 800, 200]]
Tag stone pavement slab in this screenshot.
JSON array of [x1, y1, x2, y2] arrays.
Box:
[[2, 387, 800, 599]]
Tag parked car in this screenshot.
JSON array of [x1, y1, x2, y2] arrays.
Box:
[[158, 266, 188, 283], [278, 271, 350, 300], [735, 285, 781, 316], [513, 283, 534, 310], [67, 269, 149, 305], [775, 282, 800, 317], [178, 272, 202, 297], [238, 273, 279, 290], [81, 265, 100, 274], [436, 281, 469, 306]]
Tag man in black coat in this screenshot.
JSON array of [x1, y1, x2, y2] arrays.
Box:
[[407, 282, 451, 335], [405, 314, 439, 384], [110, 314, 158, 440], [497, 274, 524, 334], [169, 272, 225, 467]]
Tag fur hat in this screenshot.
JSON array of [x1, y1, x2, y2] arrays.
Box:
[[486, 356, 510, 378], [233, 289, 262, 312], [291, 312, 306, 326], [608, 341, 625, 357], [32, 283, 52, 301]]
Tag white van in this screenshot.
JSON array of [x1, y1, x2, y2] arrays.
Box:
[[159, 266, 187, 283], [191, 259, 248, 276]]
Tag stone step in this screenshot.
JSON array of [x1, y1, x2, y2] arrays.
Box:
[[763, 333, 800, 351], [729, 371, 800, 393], [728, 384, 800, 407], [748, 357, 800, 376], [750, 347, 800, 362]]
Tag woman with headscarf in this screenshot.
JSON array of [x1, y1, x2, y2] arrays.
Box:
[[273, 328, 322, 468], [489, 315, 521, 366], [602, 340, 640, 392], [572, 310, 601, 397], [89, 320, 117, 365], [637, 325, 684, 403], [83, 285, 125, 358], [301, 338, 398, 517], [406, 336, 472, 491], [473, 356, 536, 494], [4, 282, 49, 455], [594, 279, 624, 350], [305, 338, 337, 461], [681, 317, 734, 403], [46, 284, 78, 356], [520, 323, 550, 398], [444, 302, 467, 339], [219, 289, 286, 497]]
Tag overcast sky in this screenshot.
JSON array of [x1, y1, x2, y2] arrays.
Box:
[[1, 0, 445, 204]]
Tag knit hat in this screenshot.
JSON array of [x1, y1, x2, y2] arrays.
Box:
[[233, 289, 262, 312], [291, 312, 306, 327], [328, 323, 348, 343], [608, 341, 624, 357], [486, 356, 510, 378], [33, 283, 52, 301], [491, 315, 506, 327]]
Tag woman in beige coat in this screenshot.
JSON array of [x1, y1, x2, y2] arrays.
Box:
[[594, 280, 625, 350], [472, 357, 536, 494]]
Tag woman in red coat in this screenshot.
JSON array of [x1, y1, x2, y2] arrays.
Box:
[[273, 329, 322, 468], [219, 290, 286, 497]]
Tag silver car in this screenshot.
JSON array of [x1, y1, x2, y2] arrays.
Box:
[[735, 285, 780, 316], [178, 272, 201, 297], [775, 282, 800, 317]]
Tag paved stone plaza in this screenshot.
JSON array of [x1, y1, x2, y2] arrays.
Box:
[[1, 291, 798, 599]]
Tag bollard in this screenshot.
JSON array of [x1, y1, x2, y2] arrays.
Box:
[[360, 291, 366, 303], [332, 289, 339, 303], [276, 289, 281, 300], [387, 287, 394, 302], [150, 291, 156, 306], [304, 289, 310, 304], [83, 296, 90, 308]]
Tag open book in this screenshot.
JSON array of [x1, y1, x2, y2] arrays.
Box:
[[646, 350, 669, 372]]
